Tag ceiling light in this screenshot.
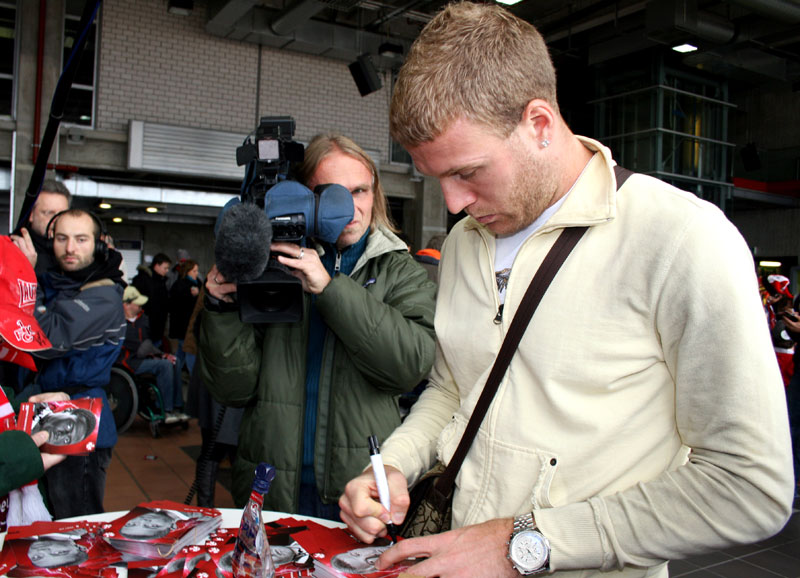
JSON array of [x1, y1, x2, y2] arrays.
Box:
[[146, 207, 159, 213], [496, 0, 524, 5], [378, 42, 403, 57], [759, 260, 782, 268], [98, 202, 112, 209], [672, 43, 698, 53], [112, 217, 123, 223], [167, 0, 193, 16]]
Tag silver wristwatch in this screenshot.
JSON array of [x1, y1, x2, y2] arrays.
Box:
[[507, 512, 551, 575]]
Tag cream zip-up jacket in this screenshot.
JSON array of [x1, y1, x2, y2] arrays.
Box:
[[380, 137, 793, 576]]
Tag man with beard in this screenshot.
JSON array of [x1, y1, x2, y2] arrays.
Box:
[[339, 3, 793, 578], [25, 178, 71, 277], [14, 209, 126, 518]]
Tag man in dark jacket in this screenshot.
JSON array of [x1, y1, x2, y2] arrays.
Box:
[[200, 133, 437, 517], [18, 209, 126, 518], [25, 178, 71, 278], [118, 285, 187, 423], [132, 253, 171, 346]]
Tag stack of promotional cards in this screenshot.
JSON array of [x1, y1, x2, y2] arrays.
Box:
[[101, 500, 221, 561], [0, 520, 121, 577], [16, 398, 102, 455], [134, 522, 314, 578], [279, 517, 417, 578]]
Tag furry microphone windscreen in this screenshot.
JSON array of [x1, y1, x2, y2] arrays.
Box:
[[214, 202, 272, 283]]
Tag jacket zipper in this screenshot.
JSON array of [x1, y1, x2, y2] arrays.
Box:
[[494, 304, 504, 324]]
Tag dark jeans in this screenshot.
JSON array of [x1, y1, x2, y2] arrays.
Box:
[[136, 357, 182, 412], [45, 448, 113, 519], [787, 368, 800, 488], [298, 481, 341, 522]]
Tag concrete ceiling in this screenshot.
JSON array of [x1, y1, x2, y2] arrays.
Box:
[[202, 0, 800, 85]]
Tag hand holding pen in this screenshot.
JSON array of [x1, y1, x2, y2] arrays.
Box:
[[368, 435, 399, 543]]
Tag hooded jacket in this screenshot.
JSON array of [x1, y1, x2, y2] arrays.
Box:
[[199, 226, 436, 510], [380, 137, 793, 576]]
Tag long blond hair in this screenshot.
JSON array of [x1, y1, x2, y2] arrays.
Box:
[[295, 133, 398, 233]]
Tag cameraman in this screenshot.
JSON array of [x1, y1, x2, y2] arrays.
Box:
[[200, 133, 436, 518]]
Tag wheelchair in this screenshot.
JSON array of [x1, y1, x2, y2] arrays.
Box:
[[106, 364, 189, 438]]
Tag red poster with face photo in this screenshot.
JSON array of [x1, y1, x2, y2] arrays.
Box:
[[279, 518, 416, 578], [3, 520, 121, 577], [16, 398, 102, 455], [102, 501, 221, 561]]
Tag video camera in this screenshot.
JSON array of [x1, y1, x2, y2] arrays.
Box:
[[214, 116, 354, 324]]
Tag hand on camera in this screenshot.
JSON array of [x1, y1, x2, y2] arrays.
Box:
[[271, 242, 332, 295], [205, 264, 237, 303]]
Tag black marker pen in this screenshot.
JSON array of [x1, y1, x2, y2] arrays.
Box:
[[368, 435, 399, 544]]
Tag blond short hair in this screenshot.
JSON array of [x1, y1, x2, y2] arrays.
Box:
[[295, 133, 398, 233], [390, 1, 558, 147]]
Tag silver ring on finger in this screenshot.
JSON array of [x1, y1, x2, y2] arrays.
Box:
[[299, 248, 305, 259]]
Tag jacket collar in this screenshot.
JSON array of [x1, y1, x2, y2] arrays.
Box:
[[316, 225, 408, 275], [463, 135, 618, 238]]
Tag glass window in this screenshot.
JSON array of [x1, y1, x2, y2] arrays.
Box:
[[0, 2, 17, 118], [63, 0, 99, 126]]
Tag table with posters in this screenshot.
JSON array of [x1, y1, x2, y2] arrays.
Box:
[[0, 508, 345, 577]]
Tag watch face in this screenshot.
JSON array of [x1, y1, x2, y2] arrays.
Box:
[[510, 530, 549, 573]]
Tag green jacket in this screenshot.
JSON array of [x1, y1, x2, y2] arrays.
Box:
[[1, 386, 45, 497], [199, 227, 437, 510]]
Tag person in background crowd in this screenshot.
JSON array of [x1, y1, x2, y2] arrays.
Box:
[[339, 4, 793, 577], [169, 259, 201, 377], [762, 274, 795, 387], [118, 286, 188, 424], [11, 209, 126, 519], [25, 177, 71, 278], [200, 133, 437, 518], [132, 252, 172, 347], [782, 291, 800, 497], [166, 248, 191, 291], [413, 233, 447, 285], [2, 178, 70, 395], [0, 236, 68, 532]]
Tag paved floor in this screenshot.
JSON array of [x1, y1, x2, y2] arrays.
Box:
[[672, 505, 800, 577], [106, 415, 800, 576], [104, 414, 235, 513]]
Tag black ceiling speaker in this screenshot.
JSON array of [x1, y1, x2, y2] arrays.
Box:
[[740, 142, 761, 172], [349, 53, 382, 97]]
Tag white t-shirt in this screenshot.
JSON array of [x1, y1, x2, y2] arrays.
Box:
[[494, 194, 568, 304]]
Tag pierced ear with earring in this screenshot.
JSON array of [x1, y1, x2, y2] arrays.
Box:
[[540, 139, 550, 148]]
